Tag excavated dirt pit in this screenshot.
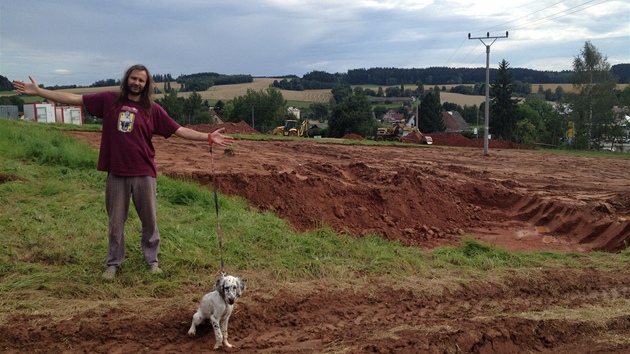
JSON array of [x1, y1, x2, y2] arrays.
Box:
[[3, 122, 629, 354]]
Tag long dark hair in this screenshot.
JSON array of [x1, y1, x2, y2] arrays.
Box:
[[117, 64, 155, 115]]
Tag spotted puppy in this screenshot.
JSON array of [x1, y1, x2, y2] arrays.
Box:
[[188, 275, 246, 350]]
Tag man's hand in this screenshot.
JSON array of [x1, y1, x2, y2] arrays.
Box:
[[13, 76, 40, 96], [210, 127, 235, 148]]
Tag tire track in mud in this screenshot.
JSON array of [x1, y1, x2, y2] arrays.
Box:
[[3, 270, 628, 353], [225, 269, 630, 353]]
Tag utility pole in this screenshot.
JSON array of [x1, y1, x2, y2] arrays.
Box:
[[468, 31, 508, 155]]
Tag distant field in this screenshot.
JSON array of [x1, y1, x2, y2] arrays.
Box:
[[197, 78, 332, 103], [193, 79, 485, 105], [10, 79, 626, 108], [53, 79, 487, 107], [440, 83, 629, 92], [438, 92, 485, 106], [55, 77, 333, 104]]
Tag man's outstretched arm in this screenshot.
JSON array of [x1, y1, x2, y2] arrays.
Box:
[[174, 127, 235, 148], [13, 76, 84, 106]]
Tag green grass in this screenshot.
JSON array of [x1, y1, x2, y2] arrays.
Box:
[[285, 101, 313, 109], [39, 122, 103, 132], [0, 118, 628, 303], [232, 132, 441, 148], [534, 147, 630, 159]]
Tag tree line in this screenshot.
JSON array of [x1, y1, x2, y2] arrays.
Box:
[[273, 64, 628, 106], [0, 75, 12, 91], [176, 72, 253, 92], [272, 64, 629, 91], [30, 72, 253, 92]]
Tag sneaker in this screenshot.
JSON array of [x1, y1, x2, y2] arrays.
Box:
[[103, 266, 117, 280], [150, 264, 163, 274]]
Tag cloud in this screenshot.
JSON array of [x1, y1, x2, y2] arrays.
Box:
[[1, 0, 628, 86]]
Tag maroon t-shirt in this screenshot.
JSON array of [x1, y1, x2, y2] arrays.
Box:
[[83, 91, 181, 177]]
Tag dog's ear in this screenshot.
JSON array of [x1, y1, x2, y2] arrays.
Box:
[[215, 277, 225, 296], [239, 278, 246, 291]]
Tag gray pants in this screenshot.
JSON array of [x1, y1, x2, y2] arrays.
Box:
[[105, 174, 160, 267]]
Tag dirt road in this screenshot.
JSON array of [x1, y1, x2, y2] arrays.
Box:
[[4, 124, 628, 354]]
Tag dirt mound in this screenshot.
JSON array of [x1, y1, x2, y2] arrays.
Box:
[[426, 132, 473, 146], [215, 165, 490, 248], [341, 133, 365, 140], [426, 132, 535, 149], [186, 121, 261, 134]]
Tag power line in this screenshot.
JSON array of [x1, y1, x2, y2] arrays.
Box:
[[480, 0, 568, 33], [443, 0, 614, 67], [458, 42, 484, 67], [465, 0, 611, 66], [507, 0, 611, 31], [443, 39, 467, 67]]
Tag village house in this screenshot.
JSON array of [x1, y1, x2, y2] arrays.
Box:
[[442, 111, 470, 132], [288, 106, 300, 120], [368, 97, 415, 105], [381, 109, 405, 123]]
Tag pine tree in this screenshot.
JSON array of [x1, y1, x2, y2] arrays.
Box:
[[418, 90, 444, 133], [490, 59, 519, 141]]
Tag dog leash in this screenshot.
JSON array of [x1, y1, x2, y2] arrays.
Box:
[[210, 143, 226, 277]]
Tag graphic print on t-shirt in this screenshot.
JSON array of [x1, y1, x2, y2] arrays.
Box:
[[118, 106, 138, 132]]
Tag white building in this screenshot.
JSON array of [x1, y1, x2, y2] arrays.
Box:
[[288, 107, 300, 120], [23, 102, 56, 123]]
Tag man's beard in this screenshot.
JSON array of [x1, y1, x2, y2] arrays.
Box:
[[128, 84, 144, 96]]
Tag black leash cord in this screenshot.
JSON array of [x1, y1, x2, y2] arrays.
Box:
[[210, 144, 225, 276]]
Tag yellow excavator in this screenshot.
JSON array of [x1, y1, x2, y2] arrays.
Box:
[[375, 121, 433, 144], [272, 119, 309, 137]]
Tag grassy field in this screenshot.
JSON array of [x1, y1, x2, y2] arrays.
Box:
[[52, 79, 502, 108]]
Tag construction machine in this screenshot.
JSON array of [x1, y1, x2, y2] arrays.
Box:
[[272, 119, 309, 137], [375, 121, 433, 144]]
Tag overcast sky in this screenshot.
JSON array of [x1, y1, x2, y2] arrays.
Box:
[[1, 0, 628, 87]]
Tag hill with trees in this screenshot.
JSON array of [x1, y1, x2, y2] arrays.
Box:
[[272, 64, 628, 91], [175, 72, 253, 92], [611, 63, 630, 84], [0, 75, 13, 91]]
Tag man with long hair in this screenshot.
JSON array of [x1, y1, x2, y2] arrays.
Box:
[[13, 64, 234, 279]]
